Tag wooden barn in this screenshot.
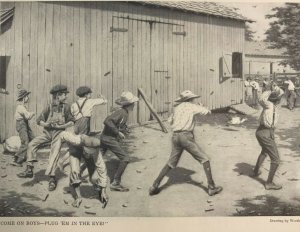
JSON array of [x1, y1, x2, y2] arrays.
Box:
[[0, 1, 250, 141]]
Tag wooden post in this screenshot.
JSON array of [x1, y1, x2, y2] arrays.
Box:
[[138, 88, 168, 133]]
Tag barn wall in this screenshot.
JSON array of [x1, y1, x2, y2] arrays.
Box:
[[0, 1, 245, 139]]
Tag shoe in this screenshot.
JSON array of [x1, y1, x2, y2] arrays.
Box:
[[208, 185, 223, 196], [17, 166, 33, 178], [110, 183, 129, 192], [149, 184, 160, 196], [48, 177, 57, 191], [264, 182, 282, 190]]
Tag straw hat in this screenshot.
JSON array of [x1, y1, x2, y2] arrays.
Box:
[[175, 90, 200, 102], [17, 89, 31, 101], [115, 91, 139, 106]]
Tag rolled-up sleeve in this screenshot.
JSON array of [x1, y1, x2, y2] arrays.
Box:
[[89, 98, 107, 107], [193, 104, 210, 115]]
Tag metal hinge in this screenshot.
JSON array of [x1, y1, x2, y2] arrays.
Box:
[[172, 31, 186, 36], [154, 70, 168, 73], [110, 27, 128, 32]]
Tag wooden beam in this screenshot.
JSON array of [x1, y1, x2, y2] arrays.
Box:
[[138, 88, 168, 133]]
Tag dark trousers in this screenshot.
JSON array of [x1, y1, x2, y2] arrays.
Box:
[[256, 126, 280, 164], [252, 89, 258, 106], [100, 135, 130, 162], [287, 90, 297, 110], [15, 120, 34, 162]]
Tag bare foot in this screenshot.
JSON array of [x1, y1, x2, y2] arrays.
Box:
[[99, 189, 109, 208], [72, 198, 82, 208]]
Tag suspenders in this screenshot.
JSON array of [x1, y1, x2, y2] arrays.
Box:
[[49, 103, 65, 116], [272, 104, 276, 128], [75, 98, 88, 118]]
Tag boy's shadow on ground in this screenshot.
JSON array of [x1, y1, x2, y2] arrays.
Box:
[[280, 104, 294, 110], [157, 167, 208, 194], [233, 162, 265, 186]]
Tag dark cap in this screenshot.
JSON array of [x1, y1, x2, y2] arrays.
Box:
[[76, 86, 92, 97], [268, 89, 283, 103], [50, 84, 69, 95]]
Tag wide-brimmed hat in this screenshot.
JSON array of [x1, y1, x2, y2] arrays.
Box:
[[175, 90, 200, 102], [50, 84, 69, 95], [17, 89, 31, 101], [115, 91, 139, 106], [76, 86, 92, 97]]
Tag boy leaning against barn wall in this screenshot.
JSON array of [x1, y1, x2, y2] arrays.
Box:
[[17, 84, 75, 192], [10, 89, 35, 166], [149, 90, 223, 197]]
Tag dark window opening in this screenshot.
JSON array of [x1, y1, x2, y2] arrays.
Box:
[[232, 52, 243, 78], [0, 56, 7, 90]]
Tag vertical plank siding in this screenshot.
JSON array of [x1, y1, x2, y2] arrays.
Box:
[[0, 2, 245, 139]]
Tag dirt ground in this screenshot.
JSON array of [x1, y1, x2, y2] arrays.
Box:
[[1, 98, 300, 217]]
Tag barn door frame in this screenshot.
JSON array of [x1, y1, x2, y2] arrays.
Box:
[[150, 22, 185, 119], [111, 15, 185, 123]]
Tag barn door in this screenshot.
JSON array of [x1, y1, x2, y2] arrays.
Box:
[[150, 23, 185, 119], [112, 17, 184, 124], [111, 17, 151, 125]]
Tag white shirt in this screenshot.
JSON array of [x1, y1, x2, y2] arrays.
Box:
[[284, 80, 295, 91], [250, 81, 260, 91], [71, 98, 107, 121], [15, 104, 34, 121], [244, 81, 250, 87], [169, 102, 210, 132], [258, 89, 284, 128]]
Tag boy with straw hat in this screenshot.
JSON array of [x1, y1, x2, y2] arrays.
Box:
[[149, 90, 223, 196], [100, 91, 139, 192]]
